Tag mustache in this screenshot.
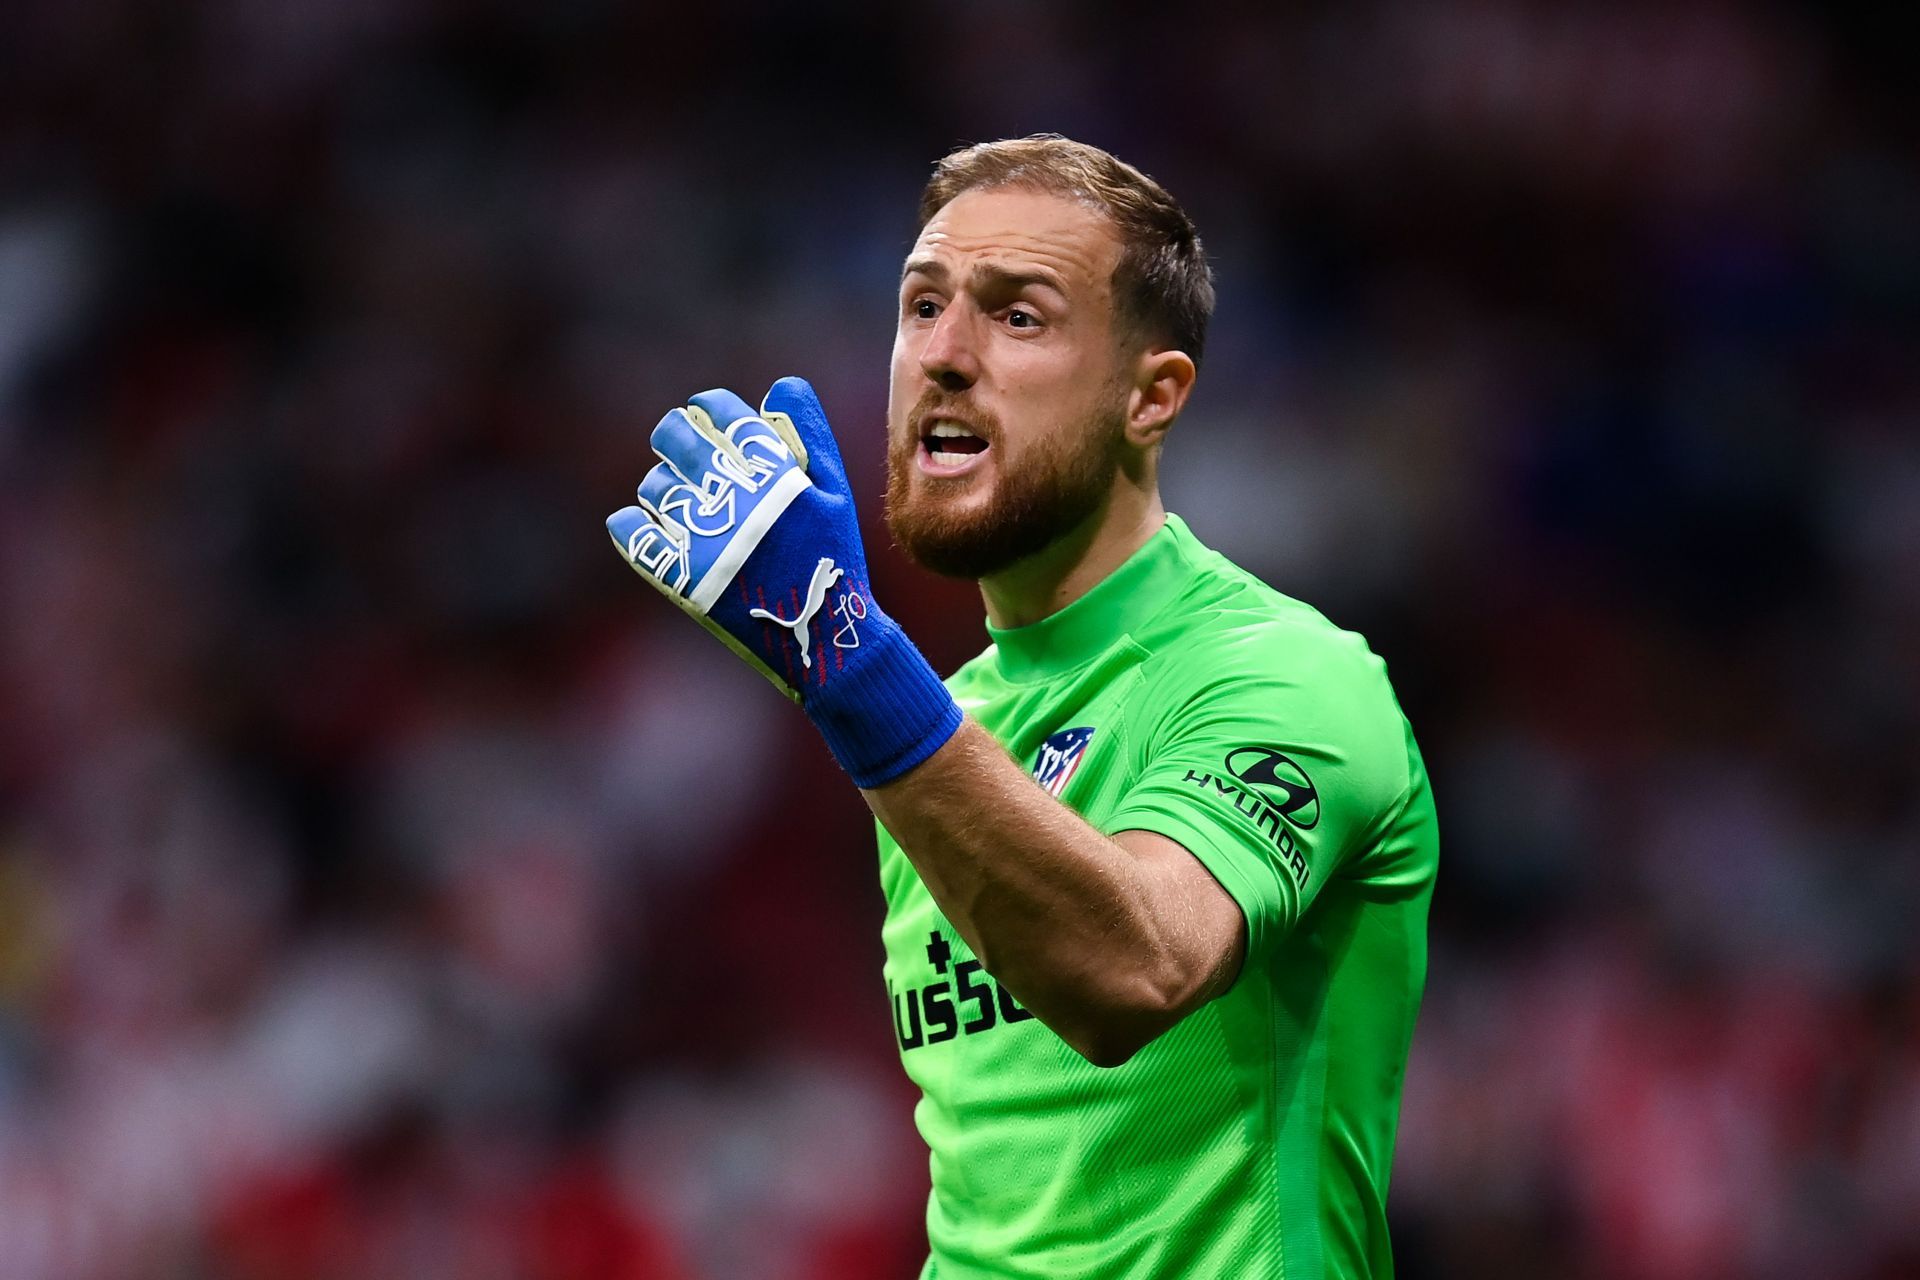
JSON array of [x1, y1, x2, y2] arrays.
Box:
[[905, 392, 1000, 445]]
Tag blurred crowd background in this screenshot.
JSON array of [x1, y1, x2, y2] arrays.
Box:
[[1, 1, 1915, 1277]]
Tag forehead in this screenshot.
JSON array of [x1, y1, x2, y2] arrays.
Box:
[[907, 187, 1123, 297]]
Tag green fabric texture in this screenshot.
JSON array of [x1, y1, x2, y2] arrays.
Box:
[[877, 514, 1438, 1280]]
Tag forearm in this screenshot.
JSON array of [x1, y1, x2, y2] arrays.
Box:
[[861, 717, 1238, 1065]]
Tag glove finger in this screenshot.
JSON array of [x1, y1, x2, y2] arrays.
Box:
[[648, 405, 738, 489], [690, 386, 808, 481], [606, 504, 651, 558], [714, 385, 810, 475], [606, 505, 695, 598], [761, 376, 849, 495], [685, 387, 760, 438], [636, 458, 727, 542]]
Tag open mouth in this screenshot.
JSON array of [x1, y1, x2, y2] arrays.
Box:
[[919, 420, 990, 474]]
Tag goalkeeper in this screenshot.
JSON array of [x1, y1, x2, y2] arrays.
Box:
[[607, 134, 1438, 1280]]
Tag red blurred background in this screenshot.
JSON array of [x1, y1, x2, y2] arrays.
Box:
[[0, 3, 1915, 1277]]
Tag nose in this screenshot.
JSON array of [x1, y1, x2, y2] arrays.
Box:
[[918, 302, 979, 393]]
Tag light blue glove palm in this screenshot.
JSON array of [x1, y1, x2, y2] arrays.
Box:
[[607, 377, 961, 787]]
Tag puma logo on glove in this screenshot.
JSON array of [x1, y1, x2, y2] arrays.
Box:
[[750, 557, 844, 670]]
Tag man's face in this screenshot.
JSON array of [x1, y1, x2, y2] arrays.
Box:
[[885, 187, 1135, 580]]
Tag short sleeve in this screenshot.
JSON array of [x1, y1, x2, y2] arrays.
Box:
[[1105, 624, 1414, 964]]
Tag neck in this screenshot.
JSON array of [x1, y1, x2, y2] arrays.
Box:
[[979, 482, 1166, 629]]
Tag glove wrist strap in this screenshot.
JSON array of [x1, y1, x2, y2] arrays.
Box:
[[803, 622, 962, 788]]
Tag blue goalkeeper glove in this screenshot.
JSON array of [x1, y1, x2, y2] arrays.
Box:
[[606, 376, 962, 787]]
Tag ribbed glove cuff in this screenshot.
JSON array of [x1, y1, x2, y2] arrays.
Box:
[[804, 623, 963, 788]]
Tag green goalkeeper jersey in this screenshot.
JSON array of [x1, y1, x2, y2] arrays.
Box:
[[877, 513, 1438, 1280]]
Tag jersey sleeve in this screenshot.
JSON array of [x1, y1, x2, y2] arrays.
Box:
[[1104, 620, 1416, 963]]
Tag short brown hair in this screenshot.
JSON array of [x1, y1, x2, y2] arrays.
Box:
[[918, 134, 1215, 371]]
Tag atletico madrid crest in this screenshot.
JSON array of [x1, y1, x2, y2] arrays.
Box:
[[1032, 726, 1096, 798]]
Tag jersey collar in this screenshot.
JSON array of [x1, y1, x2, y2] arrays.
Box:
[[986, 513, 1201, 682]]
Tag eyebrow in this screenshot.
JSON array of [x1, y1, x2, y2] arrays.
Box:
[[901, 258, 1069, 298]]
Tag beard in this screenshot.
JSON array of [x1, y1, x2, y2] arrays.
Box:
[[884, 380, 1129, 581]]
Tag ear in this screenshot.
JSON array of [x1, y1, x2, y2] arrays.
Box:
[[1124, 348, 1197, 450]]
